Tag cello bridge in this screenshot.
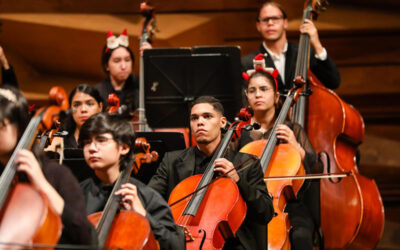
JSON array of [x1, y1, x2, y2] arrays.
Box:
[[179, 225, 194, 242]]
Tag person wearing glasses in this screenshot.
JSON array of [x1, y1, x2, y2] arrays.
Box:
[[241, 1, 340, 92], [79, 112, 185, 250]]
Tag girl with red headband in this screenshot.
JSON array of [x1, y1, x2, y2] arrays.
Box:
[[96, 29, 151, 118], [234, 53, 321, 250]]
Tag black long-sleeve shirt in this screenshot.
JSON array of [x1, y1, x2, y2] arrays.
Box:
[[148, 147, 274, 250], [80, 176, 185, 250]]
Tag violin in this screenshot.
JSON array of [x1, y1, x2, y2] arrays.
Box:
[[0, 106, 63, 248], [36, 86, 69, 151], [168, 117, 248, 249], [240, 84, 305, 250], [291, 0, 384, 249]]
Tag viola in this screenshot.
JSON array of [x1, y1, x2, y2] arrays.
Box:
[[239, 84, 305, 250], [168, 118, 247, 250], [291, 0, 384, 248], [0, 107, 62, 247]]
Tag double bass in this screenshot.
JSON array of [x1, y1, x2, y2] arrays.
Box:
[[291, 0, 385, 248]]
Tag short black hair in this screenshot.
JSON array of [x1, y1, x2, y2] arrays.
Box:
[[61, 84, 104, 134], [101, 45, 135, 74], [0, 85, 29, 138], [78, 112, 135, 168], [257, 1, 288, 21], [190, 96, 224, 116]]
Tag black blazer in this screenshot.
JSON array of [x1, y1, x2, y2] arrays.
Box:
[[241, 43, 341, 92], [148, 147, 274, 250]]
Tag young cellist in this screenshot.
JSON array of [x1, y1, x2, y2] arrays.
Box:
[[148, 96, 274, 250], [78, 112, 185, 250], [0, 85, 96, 246], [235, 57, 320, 250]]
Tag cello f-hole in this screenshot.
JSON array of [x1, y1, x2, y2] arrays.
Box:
[[198, 229, 206, 250]]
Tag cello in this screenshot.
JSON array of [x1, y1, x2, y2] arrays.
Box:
[[168, 117, 248, 250], [87, 141, 159, 250], [0, 102, 63, 248], [88, 95, 159, 249], [291, 0, 385, 248], [239, 74, 305, 249]]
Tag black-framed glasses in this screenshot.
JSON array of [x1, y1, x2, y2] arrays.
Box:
[[258, 15, 283, 24]]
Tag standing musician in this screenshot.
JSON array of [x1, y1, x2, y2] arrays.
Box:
[[79, 112, 185, 250], [96, 29, 152, 117], [148, 96, 274, 250], [46, 84, 104, 151], [0, 86, 96, 246], [234, 64, 320, 250], [241, 1, 340, 92]]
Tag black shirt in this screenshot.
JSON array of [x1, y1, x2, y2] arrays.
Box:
[[0, 161, 97, 246], [80, 176, 185, 250]]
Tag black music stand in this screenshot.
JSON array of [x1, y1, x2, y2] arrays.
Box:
[[143, 46, 243, 129]]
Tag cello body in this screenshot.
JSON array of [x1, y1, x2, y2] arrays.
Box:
[[241, 142, 304, 250], [88, 211, 159, 250], [306, 73, 385, 249], [168, 175, 246, 250], [0, 184, 61, 248]]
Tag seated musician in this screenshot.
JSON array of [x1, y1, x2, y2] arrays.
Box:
[[96, 29, 152, 117], [78, 112, 185, 250], [0, 86, 96, 246], [235, 62, 321, 249], [47, 84, 104, 151], [148, 96, 274, 250]]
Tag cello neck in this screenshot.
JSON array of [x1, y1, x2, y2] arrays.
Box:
[[0, 114, 43, 211], [183, 124, 237, 217], [96, 156, 136, 248], [259, 92, 295, 172]]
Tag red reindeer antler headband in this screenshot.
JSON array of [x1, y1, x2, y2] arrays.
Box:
[[105, 29, 129, 52], [242, 53, 279, 91]]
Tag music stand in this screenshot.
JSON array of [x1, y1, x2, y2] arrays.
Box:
[[143, 46, 243, 129]]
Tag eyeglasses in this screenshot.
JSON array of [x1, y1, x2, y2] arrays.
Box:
[[83, 135, 115, 148], [258, 16, 283, 24]]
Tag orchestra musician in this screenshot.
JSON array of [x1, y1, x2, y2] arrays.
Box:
[[0, 85, 97, 246], [241, 1, 340, 92], [96, 29, 152, 117], [148, 96, 274, 250], [46, 84, 104, 152], [78, 112, 185, 250], [233, 65, 321, 250]]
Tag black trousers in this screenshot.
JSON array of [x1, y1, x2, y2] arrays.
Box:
[[286, 200, 315, 250]]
